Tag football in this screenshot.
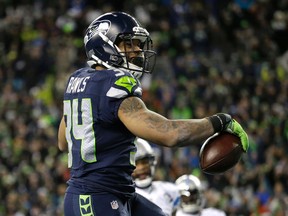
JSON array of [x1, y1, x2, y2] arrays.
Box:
[[199, 132, 244, 175]]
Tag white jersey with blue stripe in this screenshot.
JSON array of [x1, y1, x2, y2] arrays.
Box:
[[136, 181, 180, 216]]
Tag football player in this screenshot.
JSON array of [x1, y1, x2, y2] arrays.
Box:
[[175, 175, 226, 216], [57, 11, 249, 216], [132, 138, 180, 216]]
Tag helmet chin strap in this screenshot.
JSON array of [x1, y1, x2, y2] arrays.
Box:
[[135, 177, 153, 188], [134, 165, 155, 189], [88, 54, 112, 69], [182, 203, 202, 214], [87, 55, 143, 78], [181, 192, 205, 214]]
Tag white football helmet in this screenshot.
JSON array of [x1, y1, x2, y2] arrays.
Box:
[[175, 174, 205, 214], [133, 138, 157, 188]]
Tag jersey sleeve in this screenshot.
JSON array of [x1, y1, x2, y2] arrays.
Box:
[[103, 71, 143, 122], [106, 73, 142, 99]]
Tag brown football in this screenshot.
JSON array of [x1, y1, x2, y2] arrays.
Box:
[[199, 132, 244, 175]]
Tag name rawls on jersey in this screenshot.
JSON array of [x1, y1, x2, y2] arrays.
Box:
[[66, 76, 90, 93]]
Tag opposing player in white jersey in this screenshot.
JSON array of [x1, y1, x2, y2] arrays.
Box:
[[132, 138, 180, 216], [175, 174, 226, 216]]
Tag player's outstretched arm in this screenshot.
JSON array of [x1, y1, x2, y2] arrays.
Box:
[[118, 96, 215, 147]]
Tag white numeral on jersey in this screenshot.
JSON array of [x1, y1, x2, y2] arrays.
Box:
[[114, 68, 125, 77], [64, 99, 96, 167]]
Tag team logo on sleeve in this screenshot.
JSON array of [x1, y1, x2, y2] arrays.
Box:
[[106, 75, 142, 98], [115, 76, 137, 93]]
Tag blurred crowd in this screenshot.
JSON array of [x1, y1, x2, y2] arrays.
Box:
[[0, 0, 287, 215]]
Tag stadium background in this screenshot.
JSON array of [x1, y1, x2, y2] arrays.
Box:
[[0, 0, 287, 215]]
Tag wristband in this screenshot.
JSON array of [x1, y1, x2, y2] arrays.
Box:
[[207, 113, 231, 133], [207, 115, 224, 132]]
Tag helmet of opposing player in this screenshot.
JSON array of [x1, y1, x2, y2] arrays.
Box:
[[84, 11, 156, 79], [132, 138, 157, 188], [175, 174, 205, 214]]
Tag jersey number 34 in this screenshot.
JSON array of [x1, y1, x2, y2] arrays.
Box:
[[64, 98, 96, 168]]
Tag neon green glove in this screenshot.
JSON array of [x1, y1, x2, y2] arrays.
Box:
[[207, 113, 249, 152], [225, 119, 249, 152]]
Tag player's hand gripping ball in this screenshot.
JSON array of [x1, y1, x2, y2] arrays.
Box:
[[225, 119, 249, 152], [199, 132, 244, 175]]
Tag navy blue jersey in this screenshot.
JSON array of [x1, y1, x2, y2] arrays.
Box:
[[63, 67, 142, 198]]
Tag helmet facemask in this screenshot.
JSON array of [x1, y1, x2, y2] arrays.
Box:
[[133, 156, 156, 188], [175, 174, 205, 214], [180, 189, 204, 214], [115, 32, 156, 78], [132, 138, 157, 188]]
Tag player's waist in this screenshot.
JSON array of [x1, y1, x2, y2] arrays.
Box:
[[67, 168, 135, 197]]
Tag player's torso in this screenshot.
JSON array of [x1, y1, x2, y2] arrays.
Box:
[[63, 67, 142, 196], [136, 181, 180, 216]]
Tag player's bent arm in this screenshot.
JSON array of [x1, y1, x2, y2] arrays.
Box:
[[58, 117, 68, 152], [118, 97, 215, 147]]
